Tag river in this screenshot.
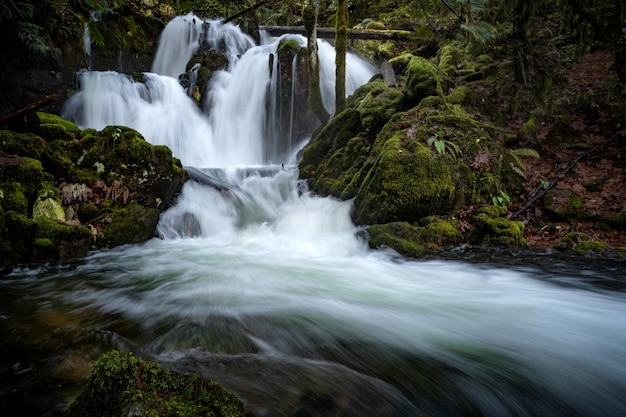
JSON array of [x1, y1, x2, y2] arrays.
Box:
[[1, 14, 625, 417]]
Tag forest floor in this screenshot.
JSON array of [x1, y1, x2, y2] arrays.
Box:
[[502, 50, 626, 253]]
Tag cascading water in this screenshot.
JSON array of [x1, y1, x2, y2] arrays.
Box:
[[3, 14, 625, 417]]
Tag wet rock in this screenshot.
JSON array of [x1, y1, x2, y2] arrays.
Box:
[[66, 350, 246, 417]]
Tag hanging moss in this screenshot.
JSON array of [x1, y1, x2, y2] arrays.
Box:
[[66, 350, 246, 417]]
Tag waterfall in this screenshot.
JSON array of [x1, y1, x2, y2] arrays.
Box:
[[63, 14, 376, 168], [7, 14, 626, 417]]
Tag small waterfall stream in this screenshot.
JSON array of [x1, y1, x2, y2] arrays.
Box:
[[1, 14, 625, 417]]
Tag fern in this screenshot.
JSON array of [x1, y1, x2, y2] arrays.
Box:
[[0, 0, 35, 21], [88, 21, 105, 48], [511, 147, 540, 158], [17, 21, 60, 57], [460, 21, 498, 44], [509, 147, 540, 179]]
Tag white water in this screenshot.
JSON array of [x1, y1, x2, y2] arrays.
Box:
[[31, 13, 626, 417], [63, 15, 376, 167]]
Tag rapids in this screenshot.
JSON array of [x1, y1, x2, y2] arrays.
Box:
[[1, 13, 625, 417]]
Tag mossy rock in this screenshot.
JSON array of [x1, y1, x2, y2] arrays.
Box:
[[403, 55, 443, 106], [471, 207, 527, 247], [0, 155, 52, 216], [367, 222, 424, 258], [36, 112, 81, 141], [354, 134, 456, 224], [351, 79, 405, 139], [557, 233, 609, 256], [0, 210, 35, 265], [599, 211, 626, 231], [299, 108, 362, 180], [32, 216, 92, 262], [543, 189, 584, 220], [78, 126, 186, 209], [0, 130, 46, 160], [418, 217, 463, 248], [97, 202, 160, 248], [32, 197, 65, 222], [388, 52, 414, 74], [66, 350, 246, 417], [0, 181, 30, 215]]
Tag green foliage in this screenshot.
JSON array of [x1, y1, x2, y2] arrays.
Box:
[[17, 21, 61, 57], [509, 147, 540, 178], [426, 127, 461, 158], [460, 21, 498, 44], [0, 0, 35, 21], [491, 189, 511, 208]]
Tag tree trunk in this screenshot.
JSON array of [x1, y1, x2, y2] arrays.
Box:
[[512, 0, 534, 85], [303, 1, 330, 124], [334, 0, 348, 114]]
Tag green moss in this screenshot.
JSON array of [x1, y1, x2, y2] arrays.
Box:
[[404, 55, 443, 105], [36, 112, 80, 141], [476, 205, 507, 218], [1, 210, 36, 265], [97, 202, 160, 248], [353, 80, 405, 138], [388, 52, 414, 74], [0, 182, 29, 214], [543, 189, 584, 220], [33, 216, 92, 261], [0, 130, 46, 159], [571, 240, 608, 256], [472, 212, 527, 247], [520, 116, 538, 136], [367, 222, 424, 257], [299, 108, 362, 181], [66, 350, 246, 417], [419, 218, 463, 247], [277, 38, 301, 56], [355, 134, 457, 224]]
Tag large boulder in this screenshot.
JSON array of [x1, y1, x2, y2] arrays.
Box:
[[0, 113, 186, 268]]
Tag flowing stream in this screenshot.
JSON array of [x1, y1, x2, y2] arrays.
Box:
[[1, 15, 626, 417]]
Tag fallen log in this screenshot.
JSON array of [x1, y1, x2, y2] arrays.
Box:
[[259, 25, 413, 40], [0, 94, 58, 126]]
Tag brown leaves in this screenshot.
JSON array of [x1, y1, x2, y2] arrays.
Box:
[[471, 151, 490, 170], [106, 179, 131, 204]]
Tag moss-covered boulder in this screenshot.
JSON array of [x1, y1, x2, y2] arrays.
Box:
[[555, 232, 609, 256], [367, 221, 424, 257], [367, 217, 463, 257], [403, 54, 444, 106], [183, 49, 229, 106], [96, 202, 161, 247], [543, 188, 584, 220], [299, 55, 524, 239], [0, 115, 187, 268], [471, 206, 527, 247], [66, 350, 246, 417]]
